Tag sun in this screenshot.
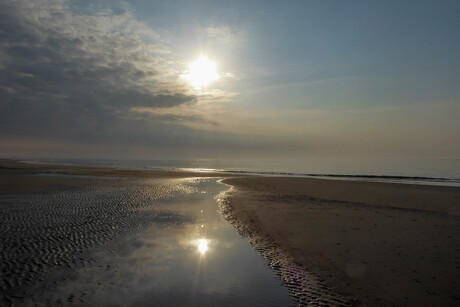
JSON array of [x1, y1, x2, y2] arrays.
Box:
[[198, 239, 208, 254], [184, 56, 219, 89]]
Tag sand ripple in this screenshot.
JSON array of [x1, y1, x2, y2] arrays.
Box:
[[0, 178, 194, 304]]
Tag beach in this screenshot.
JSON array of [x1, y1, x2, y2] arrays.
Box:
[[3, 1, 460, 306], [221, 177, 460, 306], [1, 160, 459, 306], [0, 160, 240, 306]]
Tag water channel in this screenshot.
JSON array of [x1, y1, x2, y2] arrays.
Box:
[[33, 178, 294, 306]]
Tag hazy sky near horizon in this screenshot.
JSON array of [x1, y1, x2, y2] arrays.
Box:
[[1, 0, 459, 159]]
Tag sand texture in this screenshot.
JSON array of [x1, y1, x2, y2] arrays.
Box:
[[221, 176, 460, 306], [0, 160, 228, 306], [2, 159, 459, 306]]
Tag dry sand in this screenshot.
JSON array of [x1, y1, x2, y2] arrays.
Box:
[[221, 176, 460, 306]]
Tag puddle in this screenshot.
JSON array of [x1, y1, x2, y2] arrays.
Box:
[[29, 178, 294, 306]]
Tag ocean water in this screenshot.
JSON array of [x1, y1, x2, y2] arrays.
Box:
[[26, 157, 460, 185]]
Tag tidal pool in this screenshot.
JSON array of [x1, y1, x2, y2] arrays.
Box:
[[34, 178, 294, 306]]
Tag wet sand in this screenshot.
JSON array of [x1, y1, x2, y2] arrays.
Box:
[[0, 160, 230, 306], [17, 179, 295, 307], [2, 159, 459, 306], [221, 176, 460, 306], [0, 159, 226, 194]]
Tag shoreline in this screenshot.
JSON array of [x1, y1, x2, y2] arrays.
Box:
[[220, 176, 460, 306], [10, 158, 460, 187], [0, 159, 230, 195]]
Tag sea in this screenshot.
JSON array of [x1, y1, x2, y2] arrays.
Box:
[[24, 157, 460, 187]]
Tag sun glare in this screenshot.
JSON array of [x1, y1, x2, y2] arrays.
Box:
[[184, 56, 219, 89], [198, 239, 208, 254]]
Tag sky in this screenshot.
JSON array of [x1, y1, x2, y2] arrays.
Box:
[[1, 0, 459, 160]]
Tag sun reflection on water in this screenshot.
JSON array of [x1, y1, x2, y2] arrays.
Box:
[[198, 239, 208, 254]]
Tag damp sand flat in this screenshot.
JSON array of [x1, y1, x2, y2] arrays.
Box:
[[0, 179, 197, 304], [0, 161, 299, 306], [221, 176, 460, 306], [2, 160, 459, 306], [0, 160, 225, 305], [28, 180, 296, 306]]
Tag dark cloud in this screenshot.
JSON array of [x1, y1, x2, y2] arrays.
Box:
[[0, 0, 204, 148]]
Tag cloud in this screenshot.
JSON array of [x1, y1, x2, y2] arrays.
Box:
[[129, 107, 220, 127], [0, 0, 209, 144], [0, 0, 316, 159]]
